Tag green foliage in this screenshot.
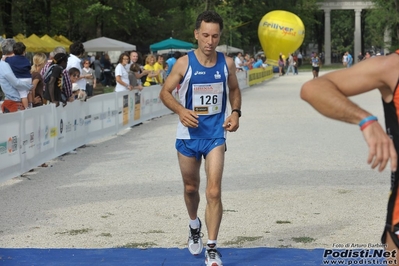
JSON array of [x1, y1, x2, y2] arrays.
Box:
[[0, 0, 398, 56], [330, 10, 354, 54]]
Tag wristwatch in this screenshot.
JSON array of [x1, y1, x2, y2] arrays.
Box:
[[231, 109, 241, 117]]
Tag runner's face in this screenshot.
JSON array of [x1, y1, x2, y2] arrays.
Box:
[[195, 21, 221, 55]]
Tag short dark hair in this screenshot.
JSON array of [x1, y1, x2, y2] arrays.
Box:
[[173, 51, 181, 59], [195, 10, 223, 31], [53, 53, 68, 64], [13, 42, 26, 55], [69, 42, 85, 56]]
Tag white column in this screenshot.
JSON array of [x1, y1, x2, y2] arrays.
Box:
[[324, 9, 331, 65], [384, 27, 391, 55], [354, 9, 362, 63]]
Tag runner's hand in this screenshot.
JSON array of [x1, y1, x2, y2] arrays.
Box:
[[179, 109, 198, 128], [362, 122, 397, 172], [223, 115, 239, 132]]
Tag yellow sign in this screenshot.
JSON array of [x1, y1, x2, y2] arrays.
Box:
[[258, 10, 305, 66]]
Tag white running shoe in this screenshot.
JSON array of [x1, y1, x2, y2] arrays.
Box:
[[205, 244, 223, 266], [187, 218, 203, 255]]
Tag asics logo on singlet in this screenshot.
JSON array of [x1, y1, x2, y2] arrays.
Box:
[[194, 71, 206, 75]]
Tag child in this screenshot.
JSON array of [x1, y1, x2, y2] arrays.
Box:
[[5, 42, 32, 108], [128, 63, 144, 91], [69, 67, 87, 101]]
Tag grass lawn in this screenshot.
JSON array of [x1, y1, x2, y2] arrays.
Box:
[[297, 63, 344, 72]]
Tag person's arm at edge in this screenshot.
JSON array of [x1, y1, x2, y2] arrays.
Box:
[[300, 55, 399, 172], [3, 63, 31, 91], [223, 56, 241, 132]]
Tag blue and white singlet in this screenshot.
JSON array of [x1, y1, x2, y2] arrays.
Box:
[[176, 51, 229, 139]]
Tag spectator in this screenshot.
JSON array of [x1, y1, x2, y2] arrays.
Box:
[[165, 51, 181, 77], [278, 54, 284, 76], [346, 51, 353, 68], [128, 63, 144, 91], [66, 41, 86, 92], [41, 46, 73, 103], [342, 52, 348, 67], [311, 53, 321, 79], [81, 59, 96, 97], [126, 51, 149, 84], [363, 51, 371, 60], [234, 52, 243, 71], [114, 52, 132, 92], [293, 53, 298, 75], [286, 53, 295, 75], [101, 54, 112, 87], [69, 67, 86, 101], [93, 55, 103, 83], [143, 54, 160, 87], [0, 38, 31, 113], [43, 53, 69, 107], [154, 55, 165, 85], [242, 54, 251, 71], [358, 52, 364, 62], [279, 52, 286, 75], [5, 42, 32, 108], [30, 52, 47, 107], [297, 52, 303, 67], [252, 55, 264, 69]]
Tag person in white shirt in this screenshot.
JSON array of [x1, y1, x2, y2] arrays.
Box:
[[66, 42, 87, 92], [234, 52, 243, 71], [114, 52, 132, 92]]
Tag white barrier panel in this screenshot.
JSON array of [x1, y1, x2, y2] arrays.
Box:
[[0, 72, 253, 183], [237, 71, 248, 90], [0, 86, 172, 182]]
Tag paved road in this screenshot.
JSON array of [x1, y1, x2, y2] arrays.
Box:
[[0, 70, 389, 251]]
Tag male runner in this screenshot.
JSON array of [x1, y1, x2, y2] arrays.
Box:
[[159, 10, 242, 266]]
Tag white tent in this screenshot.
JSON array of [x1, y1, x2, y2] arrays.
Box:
[[156, 48, 193, 54], [83, 37, 136, 52], [216, 44, 243, 54]]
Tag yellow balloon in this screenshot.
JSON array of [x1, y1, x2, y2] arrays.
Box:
[[258, 10, 305, 66]]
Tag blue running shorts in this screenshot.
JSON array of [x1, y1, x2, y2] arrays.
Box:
[[175, 138, 226, 161]]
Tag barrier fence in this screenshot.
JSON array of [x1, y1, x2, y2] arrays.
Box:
[[0, 67, 273, 182]]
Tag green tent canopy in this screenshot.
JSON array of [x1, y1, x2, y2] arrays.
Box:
[[150, 37, 195, 53]]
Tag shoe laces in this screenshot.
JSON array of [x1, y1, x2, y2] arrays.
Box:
[[190, 227, 203, 243], [207, 248, 222, 260]]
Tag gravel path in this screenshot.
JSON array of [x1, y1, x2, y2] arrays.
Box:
[[0, 70, 389, 250]]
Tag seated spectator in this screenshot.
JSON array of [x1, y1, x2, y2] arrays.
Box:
[[252, 55, 264, 69]]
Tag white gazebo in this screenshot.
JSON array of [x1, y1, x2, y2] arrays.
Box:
[[318, 0, 376, 65]]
